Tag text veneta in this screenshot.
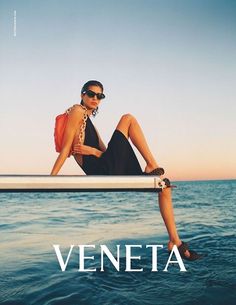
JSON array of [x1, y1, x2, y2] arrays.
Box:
[[53, 244, 187, 272]]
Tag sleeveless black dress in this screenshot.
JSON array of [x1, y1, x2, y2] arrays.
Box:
[[80, 116, 143, 175]]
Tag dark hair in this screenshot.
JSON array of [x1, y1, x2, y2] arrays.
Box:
[[80, 80, 104, 117]]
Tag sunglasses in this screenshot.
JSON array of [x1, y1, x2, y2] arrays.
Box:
[[83, 90, 105, 100]]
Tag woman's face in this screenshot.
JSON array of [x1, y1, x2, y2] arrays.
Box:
[[81, 85, 103, 111]]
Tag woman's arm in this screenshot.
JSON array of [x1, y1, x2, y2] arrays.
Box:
[[72, 125, 106, 158], [50, 107, 84, 175]]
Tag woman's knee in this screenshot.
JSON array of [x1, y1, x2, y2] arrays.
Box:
[[116, 113, 135, 138], [120, 113, 135, 124]]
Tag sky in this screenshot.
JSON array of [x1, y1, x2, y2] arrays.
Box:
[[0, 0, 235, 180]]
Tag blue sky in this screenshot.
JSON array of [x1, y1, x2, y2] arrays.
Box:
[[0, 0, 235, 179]]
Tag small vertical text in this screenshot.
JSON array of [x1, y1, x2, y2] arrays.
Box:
[[13, 10, 16, 37]]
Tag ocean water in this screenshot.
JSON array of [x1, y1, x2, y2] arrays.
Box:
[[0, 180, 236, 305]]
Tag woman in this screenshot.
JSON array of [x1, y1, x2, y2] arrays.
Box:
[[51, 80, 202, 261]]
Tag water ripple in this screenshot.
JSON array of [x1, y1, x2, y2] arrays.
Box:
[[0, 180, 236, 305]]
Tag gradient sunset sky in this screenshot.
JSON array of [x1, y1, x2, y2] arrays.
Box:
[[0, 0, 235, 180]]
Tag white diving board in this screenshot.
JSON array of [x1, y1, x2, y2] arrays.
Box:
[[0, 175, 163, 192]]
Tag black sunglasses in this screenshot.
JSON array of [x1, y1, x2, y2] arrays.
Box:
[[83, 90, 105, 100]]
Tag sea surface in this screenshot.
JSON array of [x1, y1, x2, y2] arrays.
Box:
[[0, 180, 236, 305]]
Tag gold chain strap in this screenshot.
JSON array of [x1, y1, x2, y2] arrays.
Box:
[[65, 104, 88, 145], [78, 105, 88, 144]]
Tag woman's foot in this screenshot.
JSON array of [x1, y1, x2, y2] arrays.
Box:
[[144, 164, 165, 176], [168, 240, 203, 261]]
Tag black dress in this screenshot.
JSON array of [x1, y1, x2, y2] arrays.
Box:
[[80, 116, 143, 175]]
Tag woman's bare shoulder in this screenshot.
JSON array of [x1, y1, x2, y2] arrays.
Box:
[[68, 104, 85, 118]]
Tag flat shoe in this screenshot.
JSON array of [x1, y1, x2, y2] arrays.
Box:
[[144, 167, 165, 176], [176, 241, 203, 261]]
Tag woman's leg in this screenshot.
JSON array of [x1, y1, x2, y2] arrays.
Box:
[[158, 188, 190, 257], [116, 114, 190, 254], [116, 114, 160, 173]]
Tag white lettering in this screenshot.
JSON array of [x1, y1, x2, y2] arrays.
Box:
[[163, 245, 187, 272], [101, 245, 120, 271], [52, 244, 188, 272], [53, 244, 74, 272], [79, 245, 96, 272], [125, 245, 143, 272], [146, 244, 163, 271]]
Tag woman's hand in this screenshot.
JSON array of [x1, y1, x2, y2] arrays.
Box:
[[73, 144, 104, 158], [73, 144, 94, 155]]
